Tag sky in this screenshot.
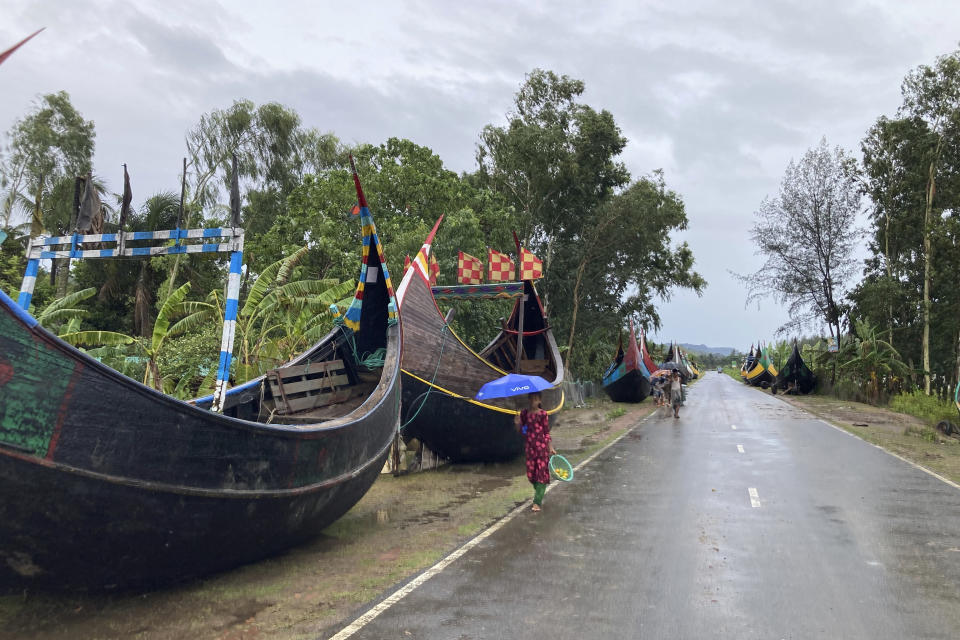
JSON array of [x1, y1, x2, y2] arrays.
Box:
[[2, 0, 959, 350]]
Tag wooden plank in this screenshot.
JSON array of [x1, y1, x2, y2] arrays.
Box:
[[281, 389, 353, 413], [274, 360, 345, 380], [519, 359, 548, 374], [270, 374, 349, 397]]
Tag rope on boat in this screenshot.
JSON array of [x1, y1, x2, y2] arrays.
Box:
[[399, 323, 450, 432], [334, 319, 388, 368]]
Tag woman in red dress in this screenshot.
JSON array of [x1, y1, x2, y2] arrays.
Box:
[[514, 391, 557, 512]]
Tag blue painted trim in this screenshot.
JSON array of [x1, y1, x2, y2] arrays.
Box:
[[192, 377, 261, 407], [203, 228, 221, 237], [224, 298, 238, 320], [24, 259, 39, 277], [229, 250, 243, 273], [1, 288, 39, 328]]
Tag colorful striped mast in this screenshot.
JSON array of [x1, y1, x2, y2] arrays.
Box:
[[212, 154, 244, 412]]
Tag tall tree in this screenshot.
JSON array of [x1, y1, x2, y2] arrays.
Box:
[[898, 49, 960, 394], [559, 172, 705, 372], [0, 91, 95, 231], [476, 69, 630, 309], [738, 139, 861, 380]]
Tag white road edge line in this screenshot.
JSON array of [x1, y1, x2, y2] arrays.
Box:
[[748, 487, 761, 508], [737, 444, 745, 453], [327, 410, 655, 639], [767, 393, 960, 493], [816, 418, 960, 492]]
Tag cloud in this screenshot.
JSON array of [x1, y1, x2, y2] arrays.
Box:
[[2, 0, 959, 348]]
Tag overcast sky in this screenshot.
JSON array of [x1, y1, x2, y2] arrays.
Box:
[[3, 1, 959, 349]]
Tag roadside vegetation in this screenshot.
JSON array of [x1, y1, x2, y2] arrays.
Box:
[[1, 70, 703, 386], [733, 47, 960, 443]]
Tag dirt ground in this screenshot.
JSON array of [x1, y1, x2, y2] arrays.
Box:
[[0, 399, 654, 640], [775, 392, 960, 485]]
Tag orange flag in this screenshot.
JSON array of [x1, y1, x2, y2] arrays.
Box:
[[457, 251, 483, 285], [519, 248, 543, 280]]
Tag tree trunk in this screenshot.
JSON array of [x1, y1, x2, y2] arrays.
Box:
[[885, 210, 893, 348], [922, 157, 937, 395], [563, 259, 588, 372]]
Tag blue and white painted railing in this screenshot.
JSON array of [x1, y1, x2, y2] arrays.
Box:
[[19, 227, 245, 413]]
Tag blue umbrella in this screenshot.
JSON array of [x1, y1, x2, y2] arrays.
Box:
[[474, 373, 553, 401]]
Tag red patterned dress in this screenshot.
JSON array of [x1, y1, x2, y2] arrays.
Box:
[[521, 408, 551, 484]]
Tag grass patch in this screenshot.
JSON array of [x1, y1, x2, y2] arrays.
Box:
[[904, 425, 940, 443], [605, 407, 627, 420], [889, 391, 959, 428]]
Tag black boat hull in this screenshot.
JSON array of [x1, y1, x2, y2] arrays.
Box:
[[603, 369, 651, 403], [401, 374, 528, 462], [0, 441, 388, 589]]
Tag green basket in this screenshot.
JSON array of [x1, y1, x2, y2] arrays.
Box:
[[549, 454, 574, 482]]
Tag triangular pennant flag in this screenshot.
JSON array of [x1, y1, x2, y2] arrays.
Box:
[[230, 153, 241, 228], [519, 247, 543, 280], [0, 28, 44, 67], [351, 203, 361, 216], [487, 248, 515, 282], [429, 253, 439, 286], [457, 251, 483, 285], [404, 254, 412, 270], [118, 164, 132, 232]]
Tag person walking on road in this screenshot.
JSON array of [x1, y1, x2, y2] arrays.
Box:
[[670, 370, 683, 419], [515, 391, 556, 512]]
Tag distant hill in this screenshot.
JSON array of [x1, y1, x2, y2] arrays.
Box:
[[679, 343, 735, 356]]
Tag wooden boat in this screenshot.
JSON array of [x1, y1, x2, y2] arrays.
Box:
[[396, 220, 564, 462], [602, 319, 651, 403], [0, 167, 401, 589], [744, 342, 777, 388], [774, 344, 815, 394], [740, 345, 754, 381], [639, 329, 658, 375], [663, 342, 692, 381]]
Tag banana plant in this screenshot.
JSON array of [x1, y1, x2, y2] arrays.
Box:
[[60, 282, 196, 392]]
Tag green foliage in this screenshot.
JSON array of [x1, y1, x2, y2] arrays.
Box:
[[605, 407, 626, 420], [852, 48, 960, 397], [892, 391, 960, 428], [476, 70, 703, 378], [1, 91, 95, 230]]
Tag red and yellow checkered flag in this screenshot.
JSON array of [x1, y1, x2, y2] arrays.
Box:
[[519, 247, 543, 280], [457, 251, 483, 285], [429, 253, 440, 286], [487, 248, 515, 282]]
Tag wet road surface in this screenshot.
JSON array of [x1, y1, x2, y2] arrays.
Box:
[[336, 373, 960, 639]]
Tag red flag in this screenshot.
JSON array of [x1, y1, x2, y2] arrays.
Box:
[[487, 248, 515, 282], [404, 254, 412, 270], [457, 251, 483, 285], [519, 248, 543, 280], [0, 28, 44, 67], [350, 203, 361, 216], [429, 253, 439, 286]]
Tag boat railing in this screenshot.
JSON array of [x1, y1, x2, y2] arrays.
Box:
[[18, 226, 244, 413]]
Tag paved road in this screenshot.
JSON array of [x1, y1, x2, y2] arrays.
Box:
[[337, 373, 960, 639]]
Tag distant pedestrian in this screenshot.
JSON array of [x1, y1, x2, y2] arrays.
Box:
[[515, 391, 556, 512], [670, 371, 683, 419]]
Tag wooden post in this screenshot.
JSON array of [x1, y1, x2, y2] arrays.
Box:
[[515, 290, 526, 373]]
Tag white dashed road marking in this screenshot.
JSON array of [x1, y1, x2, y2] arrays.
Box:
[[737, 444, 744, 453], [731, 425, 737, 430], [748, 487, 761, 508]]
